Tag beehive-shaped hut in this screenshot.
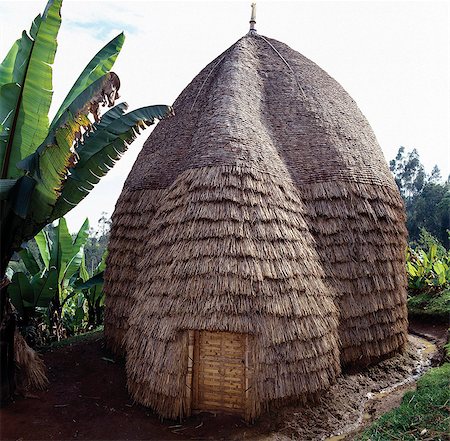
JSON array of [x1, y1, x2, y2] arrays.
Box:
[[104, 29, 407, 421]]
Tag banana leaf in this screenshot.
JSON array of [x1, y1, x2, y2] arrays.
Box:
[[58, 218, 89, 288], [31, 267, 58, 308], [92, 102, 128, 131], [18, 248, 41, 276], [17, 72, 121, 224], [3, 0, 62, 179], [0, 178, 17, 200], [0, 18, 38, 87], [9, 175, 36, 218], [50, 104, 171, 220], [8, 272, 34, 317], [0, 40, 19, 87], [51, 33, 125, 127], [35, 229, 51, 269], [75, 271, 104, 290]]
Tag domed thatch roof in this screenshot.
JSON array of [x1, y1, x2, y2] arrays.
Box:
[[104, 33, 407, 420]]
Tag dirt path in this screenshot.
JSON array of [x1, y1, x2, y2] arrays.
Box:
[[0, 331, 443, 441], [408, 318, 448, 347]]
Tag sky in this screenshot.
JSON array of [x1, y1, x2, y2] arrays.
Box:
[[1, 0, 449, 232]]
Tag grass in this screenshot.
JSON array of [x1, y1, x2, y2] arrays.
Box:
[[408, 289, 450, 322], [357, 363, 450, 441]]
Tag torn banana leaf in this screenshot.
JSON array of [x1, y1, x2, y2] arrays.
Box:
[[51, 32, 125, 127], [17, 72, 121, 224], [50, 104, 172, 220]]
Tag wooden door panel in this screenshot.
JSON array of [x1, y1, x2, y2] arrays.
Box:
[[192, 331, 246, 415]]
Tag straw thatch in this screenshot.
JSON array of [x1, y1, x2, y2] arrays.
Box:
[[14, 331, 48, 391], [104, 33, 407, 420]]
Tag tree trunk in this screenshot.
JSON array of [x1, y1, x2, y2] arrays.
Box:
[[0, 209, 16, 405], [0, 274, 16, 405]]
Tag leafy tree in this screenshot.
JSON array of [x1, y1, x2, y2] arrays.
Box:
[[75, 250, 107, 330], [0, 0, 171, 402], [390, 147, 449, 247], [84, 212, 111, 274], [7, 217, 109, 343], [7, 218, 89, 341], [389, 147, 426, 200], [407, 182, 450, 248], [429, 165, 442, 184]]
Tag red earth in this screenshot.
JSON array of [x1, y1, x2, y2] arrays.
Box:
[[0, 319, 446, 441], [0, 333, 263, 440]]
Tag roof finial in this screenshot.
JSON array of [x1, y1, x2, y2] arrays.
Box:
[[249, 3, 257, 34]]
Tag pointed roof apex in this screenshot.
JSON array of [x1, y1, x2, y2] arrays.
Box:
[[249, 3, 257, 35]]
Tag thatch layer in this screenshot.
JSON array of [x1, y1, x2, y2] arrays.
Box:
[[14, 331, 48, 391], [104, 33, 408, 419], [125, 166, 341, 419], [299, 180, 408, 366], [104, 188, 164, 354], [124, 35, 394, 192]]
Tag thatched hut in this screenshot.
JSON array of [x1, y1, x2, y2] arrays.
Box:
[[104, 28, 407, 421]]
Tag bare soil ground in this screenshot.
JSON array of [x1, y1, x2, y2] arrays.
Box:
[[0, 323, 445, 441]]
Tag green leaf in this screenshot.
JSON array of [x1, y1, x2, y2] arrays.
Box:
[[407, 261, 417, 277], [79, 252, 90, 282], [73, 218, 90, 250], [18, 247, 41, 276], [97, 249, 108, 272], [0, 178, 17, 200], [54, 217, 89, 291], [0, 83, 21, 169], [8, 272, 34, 317], [429, 244, 437, 261], [420, 250, 429, 268], [9, 175, 36, 218], [433, 262, 446, 275], [61, 245, 84, 289], [93, 102, 128, 131], [51, 105, 171, 220], [63, 219, 89, 287], [35, 229, 51, 269], [0, 15, 40, 87], [51, 218, 66, 293], [0, 40, 20, 86], [4, 0, 62, 179], [31, 268, 58, 308], [75, 271, 104, 290], [18, 72, 121, 225], [51, 33, 125, 127], [54, 218, 71, 264]]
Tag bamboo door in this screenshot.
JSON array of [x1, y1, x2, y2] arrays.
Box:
[[192, 331, 248, 416]]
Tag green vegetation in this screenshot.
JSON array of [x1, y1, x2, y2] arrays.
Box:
[[0, 0, 170, 276], [393, 148, 450, 321], [408, 290, 450, 321], [7, 217, 106, 345], [405, 229, 450, 321], [406, 239, 450, 294], [358, 363, 450, 441], [0, 0, 170, 401], [390, 147, 449, 248]]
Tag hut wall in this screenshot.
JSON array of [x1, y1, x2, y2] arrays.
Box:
[[298, 181, 408, 365], [125, 165, 341, 420], [104, 188, 165, 354]]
